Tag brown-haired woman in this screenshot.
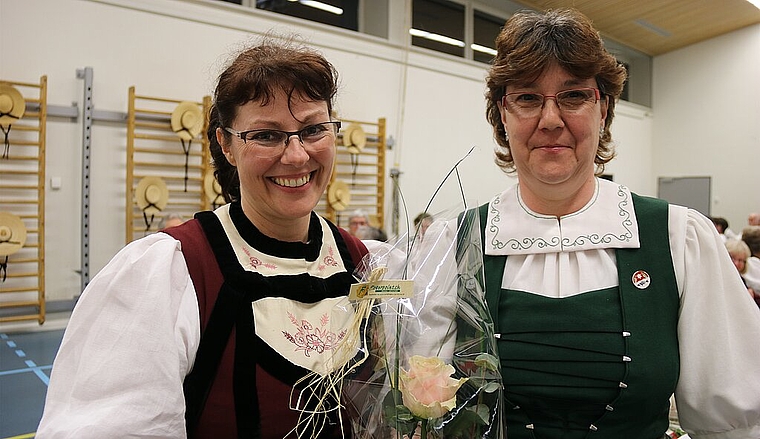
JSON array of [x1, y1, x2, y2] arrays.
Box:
[[38, 40, 367, 438], [476, 8, 760, 439]]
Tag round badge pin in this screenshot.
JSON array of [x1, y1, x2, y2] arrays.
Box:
[[631, 270, 651, 289]]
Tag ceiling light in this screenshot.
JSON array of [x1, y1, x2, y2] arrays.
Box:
[[409, 29, 465, 47], [471, 43, 497, 56], [297, 0, 343, 15]]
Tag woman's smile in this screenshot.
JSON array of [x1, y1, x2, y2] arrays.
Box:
[[533, 144, 571, 152], [270, 171, 314, 188]]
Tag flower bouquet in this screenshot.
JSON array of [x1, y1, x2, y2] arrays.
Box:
[[343, 205, 504, 439]]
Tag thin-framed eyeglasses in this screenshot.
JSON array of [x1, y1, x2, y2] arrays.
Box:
[[224, 121, 341, 157], [502, 88, 600, 117]]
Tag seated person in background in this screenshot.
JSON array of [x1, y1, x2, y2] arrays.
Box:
[[356, 225, 387, 242], [159, 213, 185, 229], [413, 212, 433, 241], [725, 239, 757, 303], [710, 216, 738, 242], [749, 212, 760, 227], [348, 209, 370, 237], [742, 226, 760, 293]]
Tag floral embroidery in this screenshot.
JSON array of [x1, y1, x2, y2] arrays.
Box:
[[241, 247, 277, 271], [488, 183, 635, 252], [282, 311, 346, 357], [319, 245, 339, 271]]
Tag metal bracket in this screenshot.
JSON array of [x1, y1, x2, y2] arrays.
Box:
[[77, 67, 94, 292], [25, 102, 78, 120]]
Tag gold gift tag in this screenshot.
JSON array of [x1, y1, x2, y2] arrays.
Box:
[[349, 280, 414, 300], [349, 267, 413, 300]]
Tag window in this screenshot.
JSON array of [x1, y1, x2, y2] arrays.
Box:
[[208, 0, 651, 106], [255, 0, 358, 32], [603, 39, 651, 107], [411, 0, 465, 58], [619, 62, 630, 102], [472, 9, 502, 64]]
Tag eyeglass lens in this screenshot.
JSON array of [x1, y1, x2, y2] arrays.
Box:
[[226, 121, 340, 157], [503, 88, 598, 116]]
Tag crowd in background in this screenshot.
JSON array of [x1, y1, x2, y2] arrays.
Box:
[[713, 213, 760, 307]]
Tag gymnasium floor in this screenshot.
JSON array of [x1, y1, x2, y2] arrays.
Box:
[[0, 321, 66, 439]]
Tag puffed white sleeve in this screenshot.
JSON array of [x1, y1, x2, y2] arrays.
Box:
[[36, 232, 201, 439], [401, 219, 460, 362], [669, 206, 760, 439], [361, 219, 460, 364]]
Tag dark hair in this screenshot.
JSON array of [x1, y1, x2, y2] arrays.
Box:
[[742, 226, 760, 257], [413, 212, 433, 227], [485, 9, 627, 174], [208, 39, 339, 202], [710, 216, 729, 233], [358, 226, 388, 242]]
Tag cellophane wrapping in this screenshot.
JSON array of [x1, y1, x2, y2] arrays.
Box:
[[343, 206, 504, 439]]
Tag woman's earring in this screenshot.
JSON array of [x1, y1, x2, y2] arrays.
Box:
[[505, 131, 510, 142], [599, 126, 605, 137]]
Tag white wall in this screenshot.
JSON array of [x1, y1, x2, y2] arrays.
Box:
[[653, 23, 760, 232], [1, 0, 654, 302]]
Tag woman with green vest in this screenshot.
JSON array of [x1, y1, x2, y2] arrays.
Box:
[[471, 8, 760, 439]]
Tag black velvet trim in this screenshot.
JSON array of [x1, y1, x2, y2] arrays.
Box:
[[234, 299, 260, 438], [192, 207, 360, 386], [228, 201, 323, 261], [195, 205, 357, 303]]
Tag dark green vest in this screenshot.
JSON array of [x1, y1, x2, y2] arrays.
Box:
[[473, 194, 679, 439]]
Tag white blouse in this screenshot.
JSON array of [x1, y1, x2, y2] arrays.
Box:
[[394, 178, 760, 439], [459, 178, 760, 439], [37, 205, 358, 439], [35, 181, 760, 439]]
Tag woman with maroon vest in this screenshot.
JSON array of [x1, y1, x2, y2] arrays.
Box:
[[38, 40, 368, 439]]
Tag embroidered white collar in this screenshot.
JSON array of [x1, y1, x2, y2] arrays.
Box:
[[484, 178, 640, 255], [213, 204, 347, 278]]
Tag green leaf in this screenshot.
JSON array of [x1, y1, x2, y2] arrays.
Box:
[[382, 390, 418, 437], [474, 353, 499, 371], [482, 382, 501, 393], [440, 404, 492, 437], [383, 388, 403, 408], [394, 405, 414, 422], [471, 404, 491, 425]]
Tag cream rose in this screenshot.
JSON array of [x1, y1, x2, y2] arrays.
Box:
[[399, 355, 468, 419]]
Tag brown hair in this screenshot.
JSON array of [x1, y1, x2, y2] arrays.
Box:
[[742, 226, 760, 257], [485, 9, 627, 174], [208, 38, 339, 202]]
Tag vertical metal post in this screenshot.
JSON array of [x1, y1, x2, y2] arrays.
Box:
[[390, 168, 401, 236], [77, 67, 94, 293]]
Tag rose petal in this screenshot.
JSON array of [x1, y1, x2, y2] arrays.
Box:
[[399, 356, 468, 419]]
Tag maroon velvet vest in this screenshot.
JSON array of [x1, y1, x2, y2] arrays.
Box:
[[165, 209, 368, 439]]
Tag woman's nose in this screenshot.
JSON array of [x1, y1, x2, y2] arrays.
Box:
[[280, 137, 309, 165]]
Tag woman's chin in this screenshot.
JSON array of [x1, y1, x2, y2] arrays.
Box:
[[278, 198, 320, 219]]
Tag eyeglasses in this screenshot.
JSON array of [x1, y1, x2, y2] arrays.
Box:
[[502, 88, 600, 117], [224, 121, 341, 157]]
